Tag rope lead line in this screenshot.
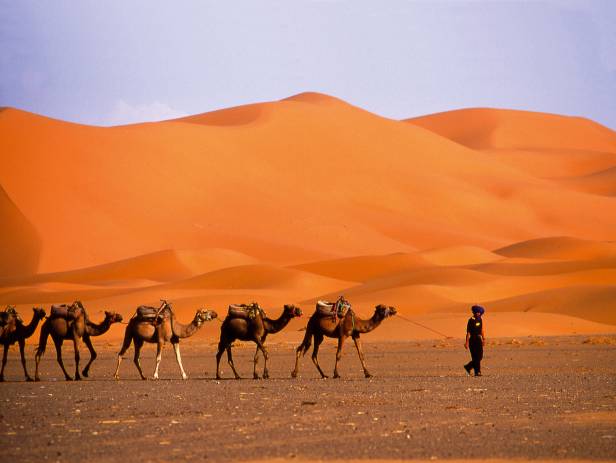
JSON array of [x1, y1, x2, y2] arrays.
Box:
[[395, 313, 453, 339]]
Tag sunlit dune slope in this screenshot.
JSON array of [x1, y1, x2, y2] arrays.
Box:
[[2, 95, 616, 275]]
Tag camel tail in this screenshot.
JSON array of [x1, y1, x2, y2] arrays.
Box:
[[36, 320, 51, 356], [117, 323, 134, 356], [298, 327, 312, 356]]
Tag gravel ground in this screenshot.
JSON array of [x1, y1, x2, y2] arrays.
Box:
[[0, 336, 615, 462]]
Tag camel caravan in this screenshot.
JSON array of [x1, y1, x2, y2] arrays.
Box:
[[0, 296, 396, 382]]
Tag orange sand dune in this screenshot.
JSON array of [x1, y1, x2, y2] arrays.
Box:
[[495, 236, 616, 260], [419, 246, 503, 266], [0, 184, 41, 277], [291, 253, 432, 283], [485, 285, 616, 326], [557, 166, 616, 196], [406, 107, 616, 152], [166, 263, 354, 294], [0, 248, 258, 287], [480, 148, 616, 179], [471, 256, 616, 276], [1, 95, 616, 337]]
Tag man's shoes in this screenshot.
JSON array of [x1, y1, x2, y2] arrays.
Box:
[[475, 372, 482, 377], [464, 365, 472, 376]]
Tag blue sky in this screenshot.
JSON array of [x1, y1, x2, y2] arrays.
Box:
[[1, 0, 615, 128]]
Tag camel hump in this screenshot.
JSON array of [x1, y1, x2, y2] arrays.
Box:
[[50, 304, 83, 320], [227, 303, 264, 320]]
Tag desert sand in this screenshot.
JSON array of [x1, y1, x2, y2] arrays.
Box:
[[1, 94, 615, 340], [1, 339, 615, 461]]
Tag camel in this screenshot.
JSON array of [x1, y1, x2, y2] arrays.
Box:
[[34, 301, 123, 381], [216, 303, 302, 380], [291, 302, 396, 379], [0, 306, 46, 381], [114, 301, 217, 380]]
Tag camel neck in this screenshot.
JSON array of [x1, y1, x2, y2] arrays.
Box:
[[86, 317, 113, 337], [264, 310, 293, 334], [170, 312, 201, 338], [23, 314, 44, 338], [352, 311, 384, 334]]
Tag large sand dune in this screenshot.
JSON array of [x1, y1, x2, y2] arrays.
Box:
[[1, 94, 615, 339]]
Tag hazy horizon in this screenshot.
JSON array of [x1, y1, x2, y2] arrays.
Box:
[[1, 0, 615, 129]]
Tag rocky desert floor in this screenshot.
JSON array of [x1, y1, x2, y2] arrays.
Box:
[[1, 336, 615, 462]]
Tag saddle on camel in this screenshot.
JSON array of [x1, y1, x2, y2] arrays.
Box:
[[315, 296, 352, 321], [133, 301, 171, 324], [49, 301, 85, 320], [226, 302, 266, 320]]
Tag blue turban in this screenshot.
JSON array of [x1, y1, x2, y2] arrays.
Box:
[[471, 305, 485, 315]]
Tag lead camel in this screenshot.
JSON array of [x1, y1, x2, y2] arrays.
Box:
[[291, 301, 396, 379]]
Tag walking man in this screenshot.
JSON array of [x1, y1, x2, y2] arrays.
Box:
[[464, 305, 485, 376]]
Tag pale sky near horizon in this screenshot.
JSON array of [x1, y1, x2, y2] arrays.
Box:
[[1, 0, 615, 128]]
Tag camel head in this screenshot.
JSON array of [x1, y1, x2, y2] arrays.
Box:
[[374, 304, 397, 320], [194, 309, 218, 326], [33, 307, 46, 320], [283, 304, 303, 318], [104, 311, 123, 324]]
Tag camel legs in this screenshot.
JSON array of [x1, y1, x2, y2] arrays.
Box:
[[216, 337, 241, 380], [52, 337, 73, 381], [0, 344, 8, 381], [252, 339, 269, 379], [291, 327, 313, 378], [153, 342, 163, 380], [333, 335, 347, 379], [81, 334, 97, 378], [172, 342, 188, 380], [226, 346, 241, 379], [19, 338, 33, 381], [72, 337, 82, 381], [311, 333, 328, 379], [253, 345, 260, 379], [353, 335, 372, 378], [114, 354, 123, 380], [133, 338, 146, 380], [215, 343, 225, 379]]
